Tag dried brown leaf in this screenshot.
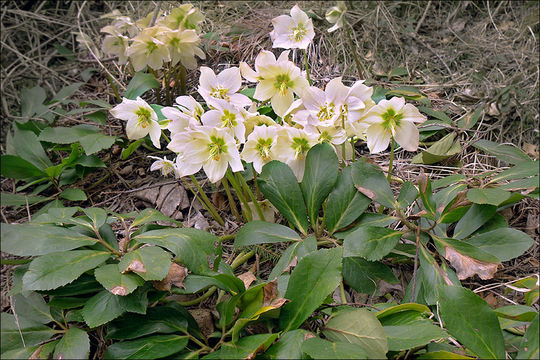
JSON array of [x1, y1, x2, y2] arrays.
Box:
[[262, 279, 279, 307], [153, 263, 188, 291], [110, 286, 127, 296], [444, 246, 498, 280], [123, 259, 146, 274], [356, 186, 376, 200], [238, 271, 257, 290]]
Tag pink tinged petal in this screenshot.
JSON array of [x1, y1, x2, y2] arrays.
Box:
[[301, 86, 326, 111], [201, 110, 222, 127], [277, 50, 291, 63], [255, 50, 277, 72], [325, 77, 348, 104], [254, 80, 277, 101], [290, 5, 309, 24], [271, 15, 294, 34], [400, 103, 427, 123], [394, 120, 420, 151], [229, 93, 253, 108], [271, 90, 295, 118], [203, 158, 229, 183], [125, 117, 148, 140], [366, 123, 391, 154], [199, 67, 217, 92], [148, 122, 162, 148], [240, 62, 259, 82], [217, 67, 242, 93]]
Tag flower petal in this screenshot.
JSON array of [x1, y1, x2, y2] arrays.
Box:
[[394, 120, 420, 151], [366, 123, 391, 154], [254, 80, 277, 101], [271, 90, 294, 118], [217, 67, 242, 93]]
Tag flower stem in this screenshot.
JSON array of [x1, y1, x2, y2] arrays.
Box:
[[178, 63, 187, 95], [252, 167, 262, 200], [345, 22, 367, 79], [350, 138, 356, 161], [387, 138, 395, 183], [304, 49, 312, 85], [161, 130, 170, 143], [148, 68, 162, 105], [222, 176, 242, 223], [237, 172, 265, 221], [187, 175, 225, 226], [225, 169, 252, 222]]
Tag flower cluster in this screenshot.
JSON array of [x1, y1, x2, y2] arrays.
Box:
[[110, 4, 426, 184], [100, 4, 205, 71]]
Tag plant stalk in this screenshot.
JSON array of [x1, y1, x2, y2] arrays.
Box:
[[304, 49, 312, 85], [225, 169, 251, 222], [187, 176, 224, 226], [222, 176, 242, 223], [237, 172, 265, 221]]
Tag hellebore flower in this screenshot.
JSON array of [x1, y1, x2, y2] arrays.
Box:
[[362, 97, 427, 153], [148, 156, 176, 177], [270, 4, 315, 49], [273, 126, 318, 180], [201, 101, 246, 144], [162, 95, 203, 135], [241, 125, 279, 173], [127, 27, 170, 71], [198, 66, 252, 108], [163, 29, 205, 70], [110, 97, 161, 148], [325, 2, 347, 32], [101, 25, 129, 64]]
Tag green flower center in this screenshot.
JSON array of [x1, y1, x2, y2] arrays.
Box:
[[381, 108, 404, 136], [220, 110, 237, 128], [160, 161, 175, 176], [289, 23, 307, 41], [291, 136, 311, 159], [210, 86, 230, 100], [135, 107, 152, 128], [274, 74, 294, 96], [208, 135, 228, 161], [318, 131, 332, 143], [255, 138, 273, 160], [317, 103, 336, 122], [169, 37, 180, 49], [146, 41, 159, 54]]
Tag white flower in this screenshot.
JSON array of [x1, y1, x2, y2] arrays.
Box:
[[326, 2, 347, 32], [362, 97, 427, 153], [110, 97, 161, 148], [162, 95, 203, 135], [273, 126, 318, 180], [163, 4, 205, 32], [163, 29, 205, 69], [148, 156, 176, 176], [178, 127, 243, 183], [198, 67, 252, 108], [241, 125, 279, 173], [101, 26, 130, 64], [240, 50, 309, 118], [127, 27, 170, 71], [270, 5, 315, 49], [201, 101, 246, 143]]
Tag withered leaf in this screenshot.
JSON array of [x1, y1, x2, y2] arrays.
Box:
[[356, 186, 376, 200], [444, 246, 499, 280], [153, 263, 187, 292], [263, 280, 279, 307], [110, 286, 127, 296], [238, 271, 257, 290], [283, 256, 298, 273], [123, 259, 146, 274]]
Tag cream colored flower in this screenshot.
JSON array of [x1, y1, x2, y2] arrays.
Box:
[[163, 4, 205, 32], [273, 126, 318, 180], [270, 4, 315, 49], [101, 26, 129, 64], [163, 29, 205, 70], [240, 50, 309, 118], [110, 97, 161, 148], [201, 101, 246, 143], [362, 97, 427, 153], [148, 156, 176, 177], [162, 95, 202, 135], [326, 2, 347, 32], [198, 67, 252, 108], [127, 27, 170, 71], [241, 125, 279, 173]]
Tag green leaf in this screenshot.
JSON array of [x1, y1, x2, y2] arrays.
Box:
[[0, 192, 50, 207], [131, 208, 179, 227], [104, 334, 188, 359], [0, 155, 48, 179], [133, 228, 218, 274], [184, 273, 245, 294], [12, 292, 53, 324], [375, 303, 432, 319], [333, 214, 398, 239], [435, 236, 501, 263], [0, 313, 55, 354], [117, 288, 148, 314], [202, 334, 278, 359], [494, 305, 538, 322], [453, 204, 497, 239], [121, 139, 144, 160], [466, 188, 511, 206], [20, 86, 48, 118], [518, 313, 539, 359], [388, 67, 409, 79], [40, 274, 103, 296], [343, 226, 402, 261], [397, 181, 419, 209], [82, 290, 125, 328], [258, 160, 309, 235], [384, 322, 448, 351], [462, 228, 534, 262], [53, 327, 89, 360], [94, 263, 145, 296], [266, 329, 310, 359], [351, 158, 395, 208], [326, 166, 371, 234], [279, 248, 343, 331], [439, 285, 506, 359], [301, 337, 368, 359], [79, 133, 116, 155], [417, 106, 453, 124], [412, 132, 461, 165], [107, 306, 189, 340], [301, 143, 339, 225], [323, 307, 387, 358], [48, 296, 88, 309], [472, 139, 531, 164], [118, 246, 171, 281], [22, 250, 110, 290], [38, 125, 99, 144], [498, 175, 539, 191], [59, 188, 87, 201], [82, 207, 108, 229], [343, 257, 398, 294], [124, 72, 160, 100], [433, 174, 467, 189], [268, 236, 316, 280], [457, 105, 483, 130], [489, 161, 539, 184], [235, 221, 301, 248], [12, 127, 53, 169]]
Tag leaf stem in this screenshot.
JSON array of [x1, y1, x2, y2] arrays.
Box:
[[225, 169, 251, 222], [186, 176, 225, 226], [0, 258, 32, 265], [238, 172, 265, 221], [339, 280, 347, 304], [304, 49, 312, 85], [222, 176, 242, 223]]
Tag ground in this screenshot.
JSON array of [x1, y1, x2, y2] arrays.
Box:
[[1, 0, 539, 342]]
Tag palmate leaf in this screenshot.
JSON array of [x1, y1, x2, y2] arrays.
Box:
[[22, 250, 111, 291], [104, 334, 188, 359]]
